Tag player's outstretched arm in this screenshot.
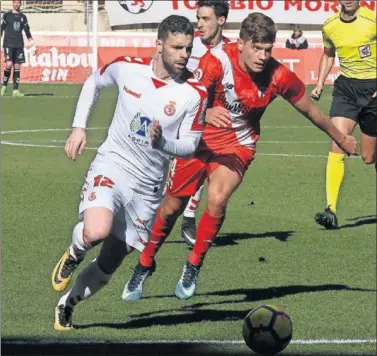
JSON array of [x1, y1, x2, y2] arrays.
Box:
[[293, 92, 358, 156], [310, 47, 335, 101]]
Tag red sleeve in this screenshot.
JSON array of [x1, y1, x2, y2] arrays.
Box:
[[278, 66, 306, 104], [194, 51, 223, 90]]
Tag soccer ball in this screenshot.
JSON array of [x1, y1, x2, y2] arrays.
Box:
[[242, 305, 293, 355]]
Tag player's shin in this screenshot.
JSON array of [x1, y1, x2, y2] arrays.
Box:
[[139, 209, 177, 267], [326, 152, 345, 213], [188, 209, 225, 266], [13, 68, 20, 90], [3, 69, 11, 87], [59, 259, 113, 309]]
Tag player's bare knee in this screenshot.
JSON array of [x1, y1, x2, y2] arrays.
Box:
[[5, 62, 13, 70], [330, 141, 346, 154], [82, 225, 109, 246], [207, 193, 227, 215], [160, 196, 185, 217]]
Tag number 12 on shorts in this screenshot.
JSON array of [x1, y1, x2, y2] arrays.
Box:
[[93, 175, 115, 189]]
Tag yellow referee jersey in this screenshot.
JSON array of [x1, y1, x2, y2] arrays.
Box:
[[322, 6, 376, 80]]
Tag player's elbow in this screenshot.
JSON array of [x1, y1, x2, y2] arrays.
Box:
[[323, 47, 336, 58], [361, 152, 375, 165], [177, 135, 201, 159], [177, 149, 196, 160]]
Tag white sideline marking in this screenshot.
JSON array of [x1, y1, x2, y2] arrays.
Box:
[[1, 141, 97, 150], [0, 141, 326, 158], [3, 139, 331, 144], [1, 127, 107, 134], [262, 125, 319, 129], [0, 126, 318, 135], [0, 128, 361, 159], [1, 141, 361, 159], [3, 338, 376, 345], [261, 141, 329, 144], [1, 95, 333, 101], [1, 95, 81, 100]]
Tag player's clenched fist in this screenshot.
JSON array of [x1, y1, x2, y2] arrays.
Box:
[[310, 85, 323, 101], [150, 120, 162, 148], [65, 127, 87, 160]]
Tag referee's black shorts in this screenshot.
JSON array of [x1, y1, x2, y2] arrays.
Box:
[[3, 47, 25, 64], [330, 75, 377, 137]]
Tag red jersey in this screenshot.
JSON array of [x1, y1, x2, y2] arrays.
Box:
[[195, 42, 305, 151]]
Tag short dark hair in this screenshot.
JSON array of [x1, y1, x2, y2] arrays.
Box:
[[239, 13, 276, 44], [197, 0, 229, 20], [158, 15, 194, 41]]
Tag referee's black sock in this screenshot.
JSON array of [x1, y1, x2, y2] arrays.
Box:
[[3, 69, 11, 87], [13, 69, 20, 90]]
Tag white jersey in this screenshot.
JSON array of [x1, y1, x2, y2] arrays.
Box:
[[186, 33, 230, 72], [73, 56, 208, 202]]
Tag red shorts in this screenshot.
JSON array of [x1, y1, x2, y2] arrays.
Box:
[[166, 146, 256, 197]]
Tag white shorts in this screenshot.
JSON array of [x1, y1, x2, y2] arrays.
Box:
[[79, 163, 159, 252]]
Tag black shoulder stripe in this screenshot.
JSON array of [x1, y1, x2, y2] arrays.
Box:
[[359, 14, 376, 24], [323, 15, 340, 29]]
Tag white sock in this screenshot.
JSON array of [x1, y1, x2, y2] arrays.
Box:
[[58, 259, 112, 308], [69, 222, 90, 260], [184, 185, 204, 218]]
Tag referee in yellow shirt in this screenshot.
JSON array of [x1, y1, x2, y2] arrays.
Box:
[[311, 0, 376, 229]]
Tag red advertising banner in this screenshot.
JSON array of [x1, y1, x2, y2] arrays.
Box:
[[1, 43, 340, 85]]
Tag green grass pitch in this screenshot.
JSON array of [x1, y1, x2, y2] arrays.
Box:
[[1, 84, 376, 355]]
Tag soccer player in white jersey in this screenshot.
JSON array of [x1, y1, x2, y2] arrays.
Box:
[[181, 0, 230, 246], [51, 15, 208, 331]]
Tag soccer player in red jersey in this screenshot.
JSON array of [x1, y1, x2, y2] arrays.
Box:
[[122, 13, 358, 301], [181, 0, 230, 246]]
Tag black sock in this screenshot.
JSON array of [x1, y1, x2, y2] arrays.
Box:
[[13, 69, 20, 90], [3, 69, 11, 87]]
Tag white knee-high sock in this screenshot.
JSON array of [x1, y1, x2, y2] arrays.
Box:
[[69, 222, 90, 260], [58, 259, 112, 308], [184, 185, 204, 218]]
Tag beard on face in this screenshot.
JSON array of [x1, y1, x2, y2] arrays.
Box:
[[162, 51, 186, 77]]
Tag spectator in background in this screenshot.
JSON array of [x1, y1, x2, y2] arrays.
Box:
[[286, 26, 308, 50]]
